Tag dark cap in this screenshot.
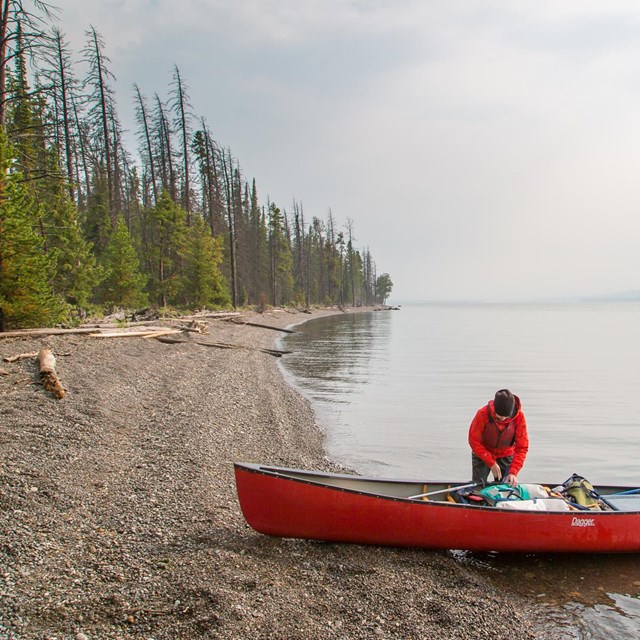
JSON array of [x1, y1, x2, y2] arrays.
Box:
[[494, 389, 515, 418]]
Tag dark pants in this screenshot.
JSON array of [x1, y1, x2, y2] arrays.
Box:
[[472, 453, 513, 484]]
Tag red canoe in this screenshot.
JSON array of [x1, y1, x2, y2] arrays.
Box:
[[234, 462, 640, 553]]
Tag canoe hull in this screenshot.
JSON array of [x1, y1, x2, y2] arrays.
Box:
[[234, 463, 640, 553]]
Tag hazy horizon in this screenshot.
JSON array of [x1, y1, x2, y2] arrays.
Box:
[[51, 1, 640, 303]]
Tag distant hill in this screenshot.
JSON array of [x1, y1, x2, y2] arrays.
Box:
[[393, 290, 640, 305], [580, 289, 640, 302]]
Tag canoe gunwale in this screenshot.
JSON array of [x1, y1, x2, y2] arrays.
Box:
[[234, 462, 640, 515]]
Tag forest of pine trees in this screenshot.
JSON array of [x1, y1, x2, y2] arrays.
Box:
[[0, 1, 393, 331]]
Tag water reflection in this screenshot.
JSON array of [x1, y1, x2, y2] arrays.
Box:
[[279, 311, 396, 472], [452, 551, 640, 637], [280, 312, 389, 403], [279, 306, 640, 640]]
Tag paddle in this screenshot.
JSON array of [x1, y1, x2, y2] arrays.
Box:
[[609, 488, 640, 496], [408, 482, 481, 500]]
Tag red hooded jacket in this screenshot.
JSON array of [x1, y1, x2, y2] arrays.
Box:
[[468, 395, 529, 476]]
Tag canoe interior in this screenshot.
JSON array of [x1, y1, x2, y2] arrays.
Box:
[[259, 465, 438, 499], [249, 463, 639, 508]]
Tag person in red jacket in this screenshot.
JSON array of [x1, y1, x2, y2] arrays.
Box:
[[468, 389, 529, 487]]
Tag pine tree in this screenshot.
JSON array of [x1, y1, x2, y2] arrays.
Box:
[[268, 202, 294, 306], [47, 183, 101, 309], [82, 162, 110, 254], [181, 216, 230, 309], [133, 83, 158, 207], [192, 120, 226, 237], [41, 27, 82, 203], [376, 273, 393, 304], [169, 65, 193, 221], [5, 25, 99, 315], [0, 1, 56, 127], [247, 179, 269, 304], [153, 94, 177, 201], [144, 189, 186, 307], [82, 26, 118, 222], [0, 130, 66, 330], [99, 214, 147, 310]]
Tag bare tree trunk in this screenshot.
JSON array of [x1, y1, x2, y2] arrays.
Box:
[[173, 66, 191, 222], [72, 97, 91, 207], [53, 30, 75, 202], [206, 127, 225, 236], [134, 84, 158, 206], [110, 111, 123, 217], [346, 218, 356, 306], [90, 27, 114, 222], [202, 123, 215, 231], [293, 201, 303, 299], [155, 94, 176, 201], [222, 148, 237, 308], [0, 0, 11, 128]]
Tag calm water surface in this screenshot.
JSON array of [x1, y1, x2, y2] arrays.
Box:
[[278, 303, 640, 639]]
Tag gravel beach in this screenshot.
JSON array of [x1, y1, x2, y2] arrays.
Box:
[[0, 308, 542, 639]]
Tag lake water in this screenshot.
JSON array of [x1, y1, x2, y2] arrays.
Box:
[[278, 303, 640, 639]]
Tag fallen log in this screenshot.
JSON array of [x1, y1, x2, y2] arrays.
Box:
[[87, 319, 208, 333], [223, 318, 295, 333], [0, 327, 98, 338], [88, 328, 182, 338], [170, 320, 208, 334], [38, 349, 65, 399], [156, 336, 292, 357], [3, 351, 39, 362], [142, 329, 183, 339], [0, 324, 187, 338], [181, 311, 242, 320]]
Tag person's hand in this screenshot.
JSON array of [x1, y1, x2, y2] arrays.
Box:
[[490, 463, 502, 482], [504, 473, 518, 487]]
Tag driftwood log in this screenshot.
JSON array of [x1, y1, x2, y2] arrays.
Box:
[[223, 318, 295, 334], [181, 311, 241, 320], [87, 328, 182, 339], [156, 336, 292, 358], [3, 352, 39, 362], [0, 323, 201, 339], [38, 349, 65, 399], [0, 327, 99, 339]]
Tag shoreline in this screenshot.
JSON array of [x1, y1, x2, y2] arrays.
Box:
[[1, 307, 539, 639]]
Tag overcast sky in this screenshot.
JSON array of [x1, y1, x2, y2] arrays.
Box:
[[48, 0, 640, 303]]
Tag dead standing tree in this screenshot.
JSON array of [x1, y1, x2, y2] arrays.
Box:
[[192, 119, 226, 237], [82, 25, 117, 224], [133, 83, 158, 207], [0, 0, 56, 128], [169, 65, 192, 224], [153, 93, 177, 202], [39, 27, 79, 203], [220, 146, 238, 308]]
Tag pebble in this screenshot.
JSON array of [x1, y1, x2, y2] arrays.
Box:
[[0, 309, 539, 640]]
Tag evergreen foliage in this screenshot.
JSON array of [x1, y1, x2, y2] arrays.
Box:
[[144, 189, 186, 307], [47, 185, 101, 308], [0, 7, 393, 330], [0, 131, 66, 329], [181, 216, 230, 309], [99, 215, 147, 310], [376, 273, 393, 304]]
